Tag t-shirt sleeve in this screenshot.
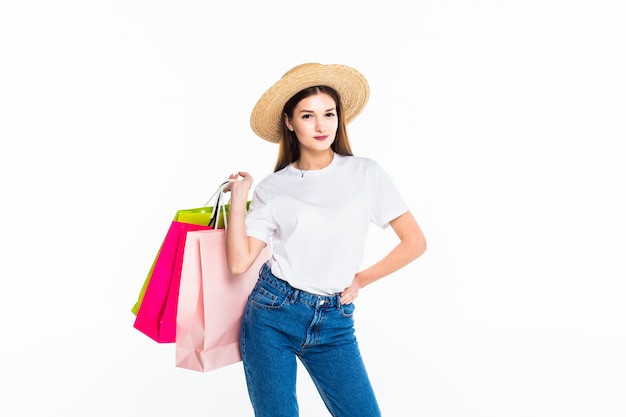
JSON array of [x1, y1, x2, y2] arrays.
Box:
[[245, 184, 275, 243], [371, 162, 410, 229]]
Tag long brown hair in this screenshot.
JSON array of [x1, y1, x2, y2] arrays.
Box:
[[274, 86, 353, 172]]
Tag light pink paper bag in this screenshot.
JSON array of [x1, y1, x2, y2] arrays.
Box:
[[175, 228, 270, 372]]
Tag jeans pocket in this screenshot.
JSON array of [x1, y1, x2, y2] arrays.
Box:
[[339, 302, 356, 318], [250, 283, 288, 309]]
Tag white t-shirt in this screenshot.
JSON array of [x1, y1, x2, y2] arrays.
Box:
[[245, 153, 409, 295]]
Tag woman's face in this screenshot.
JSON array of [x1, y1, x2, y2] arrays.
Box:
[[285, 92, 338, 152]]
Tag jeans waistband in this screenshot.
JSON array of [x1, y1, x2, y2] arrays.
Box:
[[259, 261, 342, 309]]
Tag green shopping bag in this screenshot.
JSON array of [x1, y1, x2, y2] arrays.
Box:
[[131, 183, 249, 315]]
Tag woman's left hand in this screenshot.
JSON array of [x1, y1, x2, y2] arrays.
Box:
[[340, 277, 360, 305]]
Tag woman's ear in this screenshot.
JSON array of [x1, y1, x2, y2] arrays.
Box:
[[284, 113, 293, 131]]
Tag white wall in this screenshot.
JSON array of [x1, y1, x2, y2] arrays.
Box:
[[1, 1, 624, 416]]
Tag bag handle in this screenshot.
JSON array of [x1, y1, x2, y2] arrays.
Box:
[[203, 180, 230, 208], [208, 180, 230, 229]]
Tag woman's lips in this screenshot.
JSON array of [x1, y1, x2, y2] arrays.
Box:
[[313, 135, 328, 141]]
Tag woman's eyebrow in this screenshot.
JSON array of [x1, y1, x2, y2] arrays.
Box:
[[298, 107, 336, 114]]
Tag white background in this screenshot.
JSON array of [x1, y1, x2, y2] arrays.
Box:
[[1, 1, 625, 416]]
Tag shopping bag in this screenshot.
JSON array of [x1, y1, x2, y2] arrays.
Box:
[[133, 221, 213, 343], [131, 182, 229, 343], [175, 229, 271, 372], [130, 199, 248, 316]]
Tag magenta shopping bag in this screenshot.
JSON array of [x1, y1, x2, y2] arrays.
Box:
[[133, 221, 213, 343], [175, 228, 271, 372], [131, 200, 247, 316]]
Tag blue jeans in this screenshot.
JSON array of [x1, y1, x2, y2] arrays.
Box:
[[240, 262, 381, 417]]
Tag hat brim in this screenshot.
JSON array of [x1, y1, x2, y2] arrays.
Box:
[[250, 63, 370, 143]]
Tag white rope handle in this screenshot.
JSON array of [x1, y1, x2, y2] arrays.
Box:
[[203, 180, 230, 207], [208, 180, 231, 229], [217, 181, 230, 229]]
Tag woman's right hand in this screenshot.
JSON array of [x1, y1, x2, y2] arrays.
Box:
[[223, 171, 253, 202]]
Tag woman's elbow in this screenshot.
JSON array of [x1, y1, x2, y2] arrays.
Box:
[[226, 237, 266, 275], [226, 248, 249, 275], [415, 234, 427, 258], [409, 231, 427, 260], [227, 258, 252, 275]]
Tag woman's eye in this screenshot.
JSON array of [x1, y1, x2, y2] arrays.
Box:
[[326, 112, 336, 118], [302, 114, 312, 119]]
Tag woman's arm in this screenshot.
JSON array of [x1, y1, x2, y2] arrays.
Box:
[[341, 210, 426, 304], [223, 172, 267, 275]]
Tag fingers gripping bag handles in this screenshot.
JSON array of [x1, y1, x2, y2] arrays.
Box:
[[132, 183, 228, 343], [175, 182, 271, 372]]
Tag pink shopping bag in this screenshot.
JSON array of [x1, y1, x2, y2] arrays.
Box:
[[175, 229, 271, 372], [133, 221, 213, 343]]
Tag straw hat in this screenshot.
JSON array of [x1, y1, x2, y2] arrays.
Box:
[[250, 63, 370, 143]]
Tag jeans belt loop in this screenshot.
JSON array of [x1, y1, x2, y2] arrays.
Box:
[[290, 289, 299, 304]]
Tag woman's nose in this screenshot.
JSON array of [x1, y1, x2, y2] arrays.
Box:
[[315, 120, 327, 132]]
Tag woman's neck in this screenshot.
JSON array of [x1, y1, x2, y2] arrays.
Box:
[[295, 150, 334, 171]]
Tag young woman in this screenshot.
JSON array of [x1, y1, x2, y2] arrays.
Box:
[[223, 62, 426, 417]]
